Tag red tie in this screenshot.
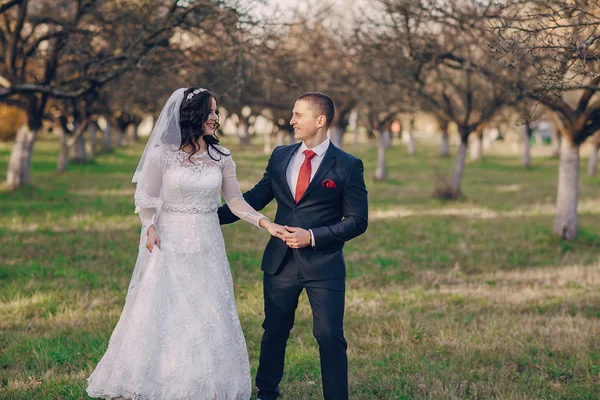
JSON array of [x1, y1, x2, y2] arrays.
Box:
[[295, 150, 316, 203]]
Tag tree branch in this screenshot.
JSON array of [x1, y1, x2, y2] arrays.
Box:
[[577, 75, 600, 114], [0, 0, 21, 15], [8, 0, 28, 74]]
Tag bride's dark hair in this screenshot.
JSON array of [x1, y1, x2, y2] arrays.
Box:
[[179, 86, 229, 162]]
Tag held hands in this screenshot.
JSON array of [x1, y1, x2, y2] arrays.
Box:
[[259, 218, 311, 248], [146, 225, 161, 252], [282, 226, 311, 249], [266, 222, 288, 241], [260, 218, 288, 241]]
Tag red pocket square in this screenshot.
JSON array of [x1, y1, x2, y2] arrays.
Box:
[[322, 179, 337, 188]]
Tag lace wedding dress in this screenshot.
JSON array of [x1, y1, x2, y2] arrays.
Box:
[[87, 146, 265, 400]]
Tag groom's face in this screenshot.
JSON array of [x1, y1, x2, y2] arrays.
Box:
[[290, 100, 322, 141]]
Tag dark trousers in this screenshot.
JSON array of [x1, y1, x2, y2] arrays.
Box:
[[256, 251, 348, 400]]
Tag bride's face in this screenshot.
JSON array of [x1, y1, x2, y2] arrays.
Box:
[[203, 97, 219, 135]]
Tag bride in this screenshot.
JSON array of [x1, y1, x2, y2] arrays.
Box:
[[86, 87, 286, 400]]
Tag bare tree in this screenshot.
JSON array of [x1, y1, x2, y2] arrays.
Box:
[[0, 0, 221, 189], [363, 0, 521, 197], [490, 0, 600, 239], [353, 22, 418, 180], [263, 17, 361, 149]]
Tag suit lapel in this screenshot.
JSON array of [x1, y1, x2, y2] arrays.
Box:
[[297, 143, 338, 204], [278, 142, 302, 205]]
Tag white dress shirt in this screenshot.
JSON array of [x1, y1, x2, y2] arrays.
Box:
[[285, 138, 331, 247]]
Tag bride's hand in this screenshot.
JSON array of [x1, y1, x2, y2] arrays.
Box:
[[266, 222, 287, 241], [146, 225, 161, 252]]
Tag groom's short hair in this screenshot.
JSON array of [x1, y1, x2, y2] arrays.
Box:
[[297, 92, 335, 129]]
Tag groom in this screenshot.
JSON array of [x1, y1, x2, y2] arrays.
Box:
[[218, 92, 368, 400]]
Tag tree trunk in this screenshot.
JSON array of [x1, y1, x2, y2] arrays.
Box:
[[71, 125, 88, 163], [57, 127, 68, 173], [521, 123, 532, 168], [276, 130, 285, 146], [406, 131, 415, 156], [470, 133, 483, 161], [132, 124, 140, 142], [482, 128, 493, 151], [264, 128, 273, 154], [329, 125, 344, 149], [103, 118, 112, 153], [375, 128, 391, 181], [116, 126, 127, 147], [6, 125, 38, 189], [554, 139, 580, 240], [237, 117, 251, 146], [451, 138, 468, 195], [406, 117, 416, 156], [288, 130, 296, 144], [440, 126, 450, 158], [588, 147, 599, 177], [89, 122, 97, 160], [551, 126, 561, 158]]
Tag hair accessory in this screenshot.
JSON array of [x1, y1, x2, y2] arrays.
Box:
[[186, 88, 207, 101]]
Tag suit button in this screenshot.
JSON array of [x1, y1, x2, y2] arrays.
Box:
[[293, 209, 298, 213]]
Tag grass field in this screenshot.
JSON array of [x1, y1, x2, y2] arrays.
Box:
[[1, 135, 599, 399]]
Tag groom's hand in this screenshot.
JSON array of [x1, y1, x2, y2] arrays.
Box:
[[283, 226, 311, 249]]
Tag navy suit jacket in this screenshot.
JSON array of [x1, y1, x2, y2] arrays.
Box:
[[218, 142, 368, 280]]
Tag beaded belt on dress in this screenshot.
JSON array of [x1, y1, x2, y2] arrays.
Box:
[[162, 204, 216, 214]]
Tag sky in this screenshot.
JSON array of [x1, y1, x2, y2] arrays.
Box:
[[249, 0, 367, 25]]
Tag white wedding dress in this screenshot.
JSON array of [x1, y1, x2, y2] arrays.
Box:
[[87, 146, 265, 400]]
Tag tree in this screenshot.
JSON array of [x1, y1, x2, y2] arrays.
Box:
[[365, 0, 521, 196], [353, 19, 419, 180], [0, 0, 220, 189], [490, 0, 600, 239]]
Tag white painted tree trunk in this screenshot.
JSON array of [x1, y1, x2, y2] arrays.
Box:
[[276, 130, 285, 146], [587, 145, 599, 177], [116, 126, 126, 147], [375, 128, 391, 181], [521, 123, 532, 168], [482, 129, 493, 151], [406, 131, 415, 156], [440, 130, 450, 157], [329, 126, 344, 149], [470, 135, 482, 161], [6, 125, 38, 189], [288, 130, 296, 144], [264, 129, 273, 154], [103, 119, 112, 153], [237, 117, 251, 146], [406, 117, 416, 156], [451, 141, 468, 195], [554, 139, 580, 240]]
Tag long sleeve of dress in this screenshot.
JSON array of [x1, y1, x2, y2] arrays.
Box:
[[221, 155, 268, 228], [134, 150, 163, 234]]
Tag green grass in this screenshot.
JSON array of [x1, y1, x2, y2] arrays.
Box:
[[1, 135, 600, 399]]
